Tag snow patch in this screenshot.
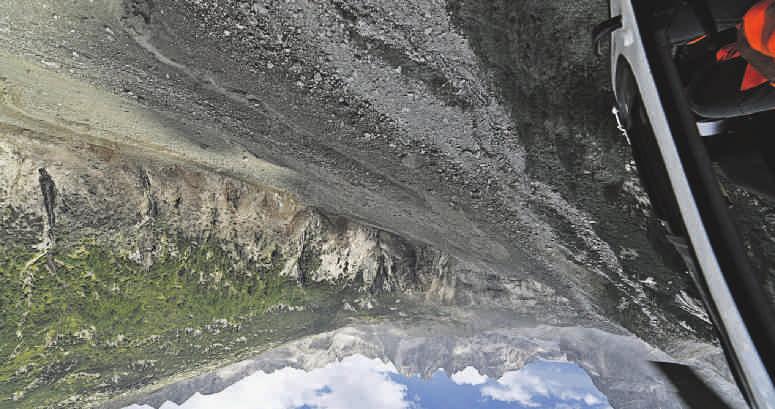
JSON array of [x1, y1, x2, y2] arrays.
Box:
[[675, 290, 711, 324]]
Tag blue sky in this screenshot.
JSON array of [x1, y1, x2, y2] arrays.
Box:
[[125, 355, 612, 409]]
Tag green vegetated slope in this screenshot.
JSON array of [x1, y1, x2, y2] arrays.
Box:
[[0, 232, 349, 408]]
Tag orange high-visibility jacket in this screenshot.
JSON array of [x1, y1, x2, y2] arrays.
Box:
[[738, 0, 775, 86]]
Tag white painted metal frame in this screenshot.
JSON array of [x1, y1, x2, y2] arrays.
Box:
[[609, 1, 775, 407]]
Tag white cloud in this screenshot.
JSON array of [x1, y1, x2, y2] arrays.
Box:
[[583, 393, 602, 405], [480, 361, 609, 408], [125, 355, 409, 409], [481, 370, 549, 406], [450, 366, 488, 385]]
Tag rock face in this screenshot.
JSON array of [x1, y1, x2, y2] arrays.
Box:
[[110, 323, 748, 409], [0, 135, 438, 294], [0, 132, 576, 307]]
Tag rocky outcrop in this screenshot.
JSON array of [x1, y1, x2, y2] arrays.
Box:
[[0, 135, 442, 294], [1, 132, 585, 316], [37, 168, 56, 231]]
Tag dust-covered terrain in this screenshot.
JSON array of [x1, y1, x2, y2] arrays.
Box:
[[0, 0, 759, 407]]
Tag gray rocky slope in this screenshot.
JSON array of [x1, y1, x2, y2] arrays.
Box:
[[0, 0, 763, 407]]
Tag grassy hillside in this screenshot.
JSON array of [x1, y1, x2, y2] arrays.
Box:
[[0, 234, 348, 408]]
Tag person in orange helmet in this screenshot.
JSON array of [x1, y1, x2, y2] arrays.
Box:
[[689, 0, 775, 119]]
